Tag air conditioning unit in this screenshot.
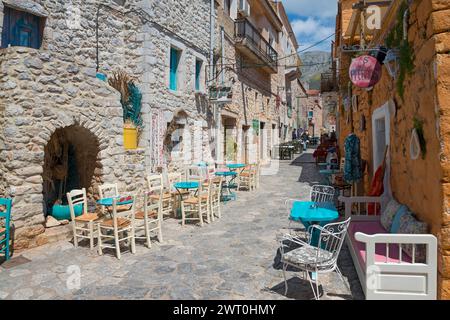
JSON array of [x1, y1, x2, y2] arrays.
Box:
[[238, 0, 250, 17]]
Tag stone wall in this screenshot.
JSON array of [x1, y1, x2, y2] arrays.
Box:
[[336, 0, 450, 299], [0, 47, 146, 250]]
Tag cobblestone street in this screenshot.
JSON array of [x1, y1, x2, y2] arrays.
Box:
[[0, 150, 364, 300]]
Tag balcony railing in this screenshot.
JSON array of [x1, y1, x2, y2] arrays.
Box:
[[235, 19, 278, 67]]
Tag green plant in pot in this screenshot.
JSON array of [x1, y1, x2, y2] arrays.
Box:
[[109, 70, 143, 149]]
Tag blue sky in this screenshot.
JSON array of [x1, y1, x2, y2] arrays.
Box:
[[283, 0, 337, 52]]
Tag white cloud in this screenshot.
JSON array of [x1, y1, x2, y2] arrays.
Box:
[[282, 0, 338, 18], [291, 17, 334, 51]]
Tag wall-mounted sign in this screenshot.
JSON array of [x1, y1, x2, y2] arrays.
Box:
[[349, 55, 382, 88]]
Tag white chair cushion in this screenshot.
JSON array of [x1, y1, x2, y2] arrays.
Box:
[[282, 245, 333, 270]]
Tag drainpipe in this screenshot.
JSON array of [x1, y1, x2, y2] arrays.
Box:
[[221, 26, 225, 85]]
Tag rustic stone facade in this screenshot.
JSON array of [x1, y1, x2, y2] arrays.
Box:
[[335, 0, 450, 299], [0, 0, 213, 250]]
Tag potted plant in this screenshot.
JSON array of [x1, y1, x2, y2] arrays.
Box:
[[109, 70, 143, 149]]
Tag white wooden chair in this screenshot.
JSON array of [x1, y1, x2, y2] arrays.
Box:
[[67, 188, 100, 250], [238, 164, 256, 191], [210, 176, 223, 221], [97, 195, 136, 260], [181, 180, 211, 227], [134, 176, 163, 248], [278, 217, 351, 300], [98, 183, 131, 215], [147, 174, 172, 218]]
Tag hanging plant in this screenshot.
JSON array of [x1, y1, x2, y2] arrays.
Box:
[[109, 70, 143, 133], [413, 117, 426, 159], [385, 0, 414, 100]]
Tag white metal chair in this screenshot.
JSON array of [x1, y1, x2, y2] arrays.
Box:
[[278, 217, 351, 300], [67, 188, 100, 250], [286, 185, 336, 232], [310, 185, 335, 202], [134, 178, 163, 248], [97, 195, 136, 260], [181, 180, 211, 226]]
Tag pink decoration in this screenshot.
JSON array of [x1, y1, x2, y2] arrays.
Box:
[[349, 55, 382, 88]]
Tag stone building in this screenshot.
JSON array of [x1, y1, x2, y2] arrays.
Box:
[[212, 0, 302, 164], [300, 90, 324, 138], [334, 0, 450, 299], [0, 0, 213, 250]]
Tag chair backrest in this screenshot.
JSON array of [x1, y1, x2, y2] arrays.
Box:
[[144, 178, 163, 219], [0, 198, 12, 227], [317, 217, 351, 265], [310, 185, 335, 202], [211, 176, 223, 203], [98, 183, 119, 199], [186, 166, 203, 182], [147, 174, 163, 191], [67, 188, 88, 220], [111, 194, 136, 223]]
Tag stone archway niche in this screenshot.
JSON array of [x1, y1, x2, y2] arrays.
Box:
[[42, 125, 100, 216]]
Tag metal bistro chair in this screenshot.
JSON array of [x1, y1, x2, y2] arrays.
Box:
[[0, 198, 12, 261], [98, 195, 136, 260], [67, 188, 100, 250], [278, 217, 351, 300], [286, 185, 336, 232], [134, 180, 163, 248]]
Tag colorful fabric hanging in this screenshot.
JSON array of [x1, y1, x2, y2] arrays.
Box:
[[344, 133, 362, 183]]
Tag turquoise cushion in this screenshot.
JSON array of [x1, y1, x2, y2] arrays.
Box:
[[390, 205, 409, 233]]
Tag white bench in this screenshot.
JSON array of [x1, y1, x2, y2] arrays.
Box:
[[339, 195, 437, 300]]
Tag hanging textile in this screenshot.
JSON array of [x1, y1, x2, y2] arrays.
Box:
[[344, 133, 362, 183], [150, 109, 165, 171]]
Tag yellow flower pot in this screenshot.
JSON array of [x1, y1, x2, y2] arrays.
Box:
[[123, 127, 138, 149]]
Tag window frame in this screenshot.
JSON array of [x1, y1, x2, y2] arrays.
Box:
[[169, 46, 181, 91]]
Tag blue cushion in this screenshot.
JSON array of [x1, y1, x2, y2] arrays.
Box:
[[390, 205, 409, 233]]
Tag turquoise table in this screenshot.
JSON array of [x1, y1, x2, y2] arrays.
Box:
[[0, 198, 12, 261], [173, 181, 199, 217], [290, 201, 338, 247], [215, 171, 237, 201], [97, 196, 133, 207]]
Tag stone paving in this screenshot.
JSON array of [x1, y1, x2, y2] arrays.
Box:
[[0, 150, 364, 300]]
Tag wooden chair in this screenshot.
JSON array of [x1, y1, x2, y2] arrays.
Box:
[[98, 183, 131, 215], [238, 164, 255, 191], [67, 188, 100, 250], [134, 177, 163, 248], [98, 195, 136, 260], [0, 198, 12, 261], [181, 180, 211, 227], [147, 174, 173, 218], [210, 176, 223, 220]]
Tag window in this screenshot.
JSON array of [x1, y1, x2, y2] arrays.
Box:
[[1, 6, 45, 49], [170, 47, 181, 91], [225, 0, 232, 17], [308, 111, 314, 118], [195, 59, 202, 91]]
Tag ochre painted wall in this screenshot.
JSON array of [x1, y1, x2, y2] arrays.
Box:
[[337, 0, 450, 299]]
